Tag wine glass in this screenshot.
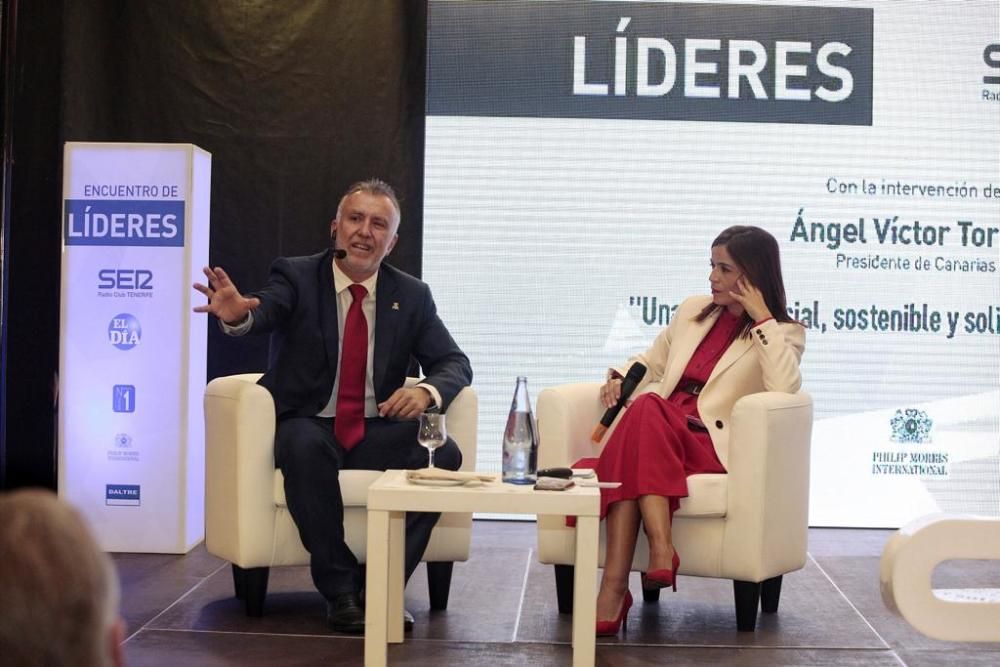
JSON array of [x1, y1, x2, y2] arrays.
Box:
[[417, 412, 447, 469]]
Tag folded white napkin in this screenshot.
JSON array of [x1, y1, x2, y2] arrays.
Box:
[[406, 469, 496, 483]]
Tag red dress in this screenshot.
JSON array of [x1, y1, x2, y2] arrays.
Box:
[[575, 310, 744, 520]]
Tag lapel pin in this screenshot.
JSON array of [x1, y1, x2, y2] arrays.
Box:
[[392, 302, 400, 310]]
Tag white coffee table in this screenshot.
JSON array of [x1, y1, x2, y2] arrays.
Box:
[[364, 469, 601, 667]]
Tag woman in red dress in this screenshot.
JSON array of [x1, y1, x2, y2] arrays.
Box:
[[590, 226, 805, 636]]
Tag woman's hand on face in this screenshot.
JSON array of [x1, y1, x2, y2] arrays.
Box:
[[729, 276, 772, 323], [600, 378, 622, 409]]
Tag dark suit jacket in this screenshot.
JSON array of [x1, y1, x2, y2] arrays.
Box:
[[246, 249, 472, 419]]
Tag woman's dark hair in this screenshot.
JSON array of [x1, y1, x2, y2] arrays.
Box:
[[696, 225, 794, 338]]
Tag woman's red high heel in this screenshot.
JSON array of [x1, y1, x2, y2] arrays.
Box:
[[644, 551, 681, 591], [595, 590, 633, 637]]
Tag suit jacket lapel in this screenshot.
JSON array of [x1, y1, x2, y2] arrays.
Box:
[[318, 252, 341, 372], [706, 332, 752, 385], [658, 310, 717, 394], [373, 269, 399, 395]]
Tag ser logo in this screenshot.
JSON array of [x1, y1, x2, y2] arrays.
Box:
[[98, 269, 153, 295], [97, 269, 154, 300], [984, 44, 1000, 85], [984, 43, 1000, 102], [108, 313, 141, 350]]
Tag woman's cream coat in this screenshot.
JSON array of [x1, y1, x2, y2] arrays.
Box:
[[616, 295, 805, 466]]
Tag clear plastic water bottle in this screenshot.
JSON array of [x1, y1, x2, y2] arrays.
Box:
[[502, 376, 538, 484]]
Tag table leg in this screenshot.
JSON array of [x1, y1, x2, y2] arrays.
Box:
[[387, 510, 405, 643], [364, 509, 390, 667], [572, 515, 599, 666]]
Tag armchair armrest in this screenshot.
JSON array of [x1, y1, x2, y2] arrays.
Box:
[[445, 385, 478, 471], [537, 382, 606, 468], [204, 373, 276, 564], [537, 381, 668, 468], [721, 391, 814, 581]]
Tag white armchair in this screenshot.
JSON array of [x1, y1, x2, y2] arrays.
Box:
[[535, 382, 813, 631], [204, 373, 477, 616]]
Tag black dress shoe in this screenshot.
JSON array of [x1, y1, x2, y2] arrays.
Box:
[[326, 593, 365, 634], [359, 585, 414, 632]]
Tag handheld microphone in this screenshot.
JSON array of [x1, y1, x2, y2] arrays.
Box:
[[591, 362, 647, 443]]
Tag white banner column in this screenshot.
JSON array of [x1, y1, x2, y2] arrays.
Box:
[[58, 142, 211, 553]]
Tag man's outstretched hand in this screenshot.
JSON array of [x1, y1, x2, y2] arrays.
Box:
[[192, 266, 260, 324]]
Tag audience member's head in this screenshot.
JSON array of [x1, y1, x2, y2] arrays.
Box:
[[0, 489, 124, 667]]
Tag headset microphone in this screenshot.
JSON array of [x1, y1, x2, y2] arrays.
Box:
[[330, 230, 347, 259]]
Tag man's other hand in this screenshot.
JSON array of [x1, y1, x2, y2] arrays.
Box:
[[378, 387, 433, 419]]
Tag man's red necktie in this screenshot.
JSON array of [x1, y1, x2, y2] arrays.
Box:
[[335, 283, 368, 450]]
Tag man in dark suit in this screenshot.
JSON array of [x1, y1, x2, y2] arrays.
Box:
[[193, 179, 472, 634]]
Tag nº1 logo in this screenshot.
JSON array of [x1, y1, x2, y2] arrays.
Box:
[[113, 385, 136, 412]]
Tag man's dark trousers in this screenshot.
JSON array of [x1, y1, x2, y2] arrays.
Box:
[[274, 415, 462, 601]]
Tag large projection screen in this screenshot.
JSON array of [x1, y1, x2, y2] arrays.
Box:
[[423, 0, 1000, 527]]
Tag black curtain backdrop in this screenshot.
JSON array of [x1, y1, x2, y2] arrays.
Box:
[[1, 0, 428, 488], [1, 0, 65, 489]]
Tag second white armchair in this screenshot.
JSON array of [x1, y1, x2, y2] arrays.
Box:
[[535, 382, 813, 631]]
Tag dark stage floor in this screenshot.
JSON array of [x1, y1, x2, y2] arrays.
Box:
[[115, 522, 1000, 666]]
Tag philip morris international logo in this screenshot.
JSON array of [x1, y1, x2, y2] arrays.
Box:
[[64, 200, 184, 247], [105, 484, 141, 506], [871, 408, 948, 478], [890, 408, 933, 444]]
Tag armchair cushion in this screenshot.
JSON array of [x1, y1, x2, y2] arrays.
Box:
[[676, 474, 727, 518]]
